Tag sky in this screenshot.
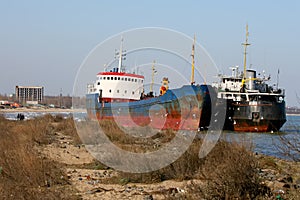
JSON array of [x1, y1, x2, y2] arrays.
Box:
[[0, 0, 300, 106]]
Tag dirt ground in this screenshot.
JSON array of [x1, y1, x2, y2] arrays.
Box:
[[40, 131, 201, 199], [2, 115, 297, 199]]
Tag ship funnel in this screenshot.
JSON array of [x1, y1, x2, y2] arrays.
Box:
[[245, 70, 256, 90]]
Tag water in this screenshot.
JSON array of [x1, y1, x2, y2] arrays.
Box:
[[2, 111, 74, 120], [221, 115, 300, 160], [1, 111, 87, 122], [1, 111, 299, 160]]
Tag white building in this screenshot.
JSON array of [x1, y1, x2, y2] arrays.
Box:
[[15, 86, 44, 104]]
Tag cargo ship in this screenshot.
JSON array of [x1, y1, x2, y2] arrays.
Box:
[[212, 25, 286, 132], [86, 37, 212, 130]]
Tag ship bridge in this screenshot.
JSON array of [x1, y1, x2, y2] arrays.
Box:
[[87, 69, 144, 102]]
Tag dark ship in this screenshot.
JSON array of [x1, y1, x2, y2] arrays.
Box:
[[212, 25, 286, 132]]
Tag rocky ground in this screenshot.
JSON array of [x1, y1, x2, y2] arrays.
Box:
[[40, 131, 203, 199], [37, 128, 300, 199], [2, 115, 299, 199], [256, 155, 300, 199]]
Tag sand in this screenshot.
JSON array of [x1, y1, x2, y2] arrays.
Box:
[[39, 130, 200, 199]]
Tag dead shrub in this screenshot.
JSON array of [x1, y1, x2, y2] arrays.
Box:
[[0, 115, 79, 199], [276, 134, 300, 162], [101, 135, 268, 200], [55, 117, 81, 145], [199, 140, 267, 199]]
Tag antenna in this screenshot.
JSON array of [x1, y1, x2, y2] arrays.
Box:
[[203, 63, 207, 85], [150, 60, 156, 93], [117, 36, 124, 73], [242, 24, 251, 87], [276, 68, 280, 90], [191, 34, 196, 85], [59, 88, 63, 108]]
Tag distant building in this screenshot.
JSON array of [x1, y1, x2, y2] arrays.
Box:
[[15, 86, 44, 104]]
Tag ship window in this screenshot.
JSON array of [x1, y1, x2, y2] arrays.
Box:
[[121, 77, 124, 81], [132, 91, 135, 95], [100, 77, 102, 80], [107, 77, 110, 80], [118, 77, 120, 80], [114, 77, 117, 80], [135, 79, 137, 82], [97, 82, 100, 85], [111, 77, 113, 80], [109, 89, 112, 93], [141, 80, 144, 83], [103, 77, 106, 80], [128, 78, 131, 81], [117, 90, 119, 93], [125, 90, 127, 94], [125, 78, 127, 81], [132, 79, 134, 82]]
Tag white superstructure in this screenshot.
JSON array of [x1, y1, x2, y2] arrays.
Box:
[[87, 37, 145, 102], [87, 69, 144, 101]]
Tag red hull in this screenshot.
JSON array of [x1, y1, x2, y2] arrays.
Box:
[[88, 109, 202, 131], [233, 119, 269, 132]]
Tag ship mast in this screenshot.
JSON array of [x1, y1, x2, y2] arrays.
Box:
[[242, 24, 251, 86], [150, 60, 156, 93], [117, 36, 124, 73], [191, 34, 196, 85]]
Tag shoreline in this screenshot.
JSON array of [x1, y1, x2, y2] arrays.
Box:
[[0, 108, 79, 113], [287, 113, 300, 116]]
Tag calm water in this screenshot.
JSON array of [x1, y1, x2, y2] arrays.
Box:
[[220, 115, 300, 160], [2, 112, 300, 159]]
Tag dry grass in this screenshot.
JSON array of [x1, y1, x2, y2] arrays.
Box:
[[77, 120, 272, 199], [198, 140, 269, 199], [0, 115, 79, 199], [0, 115, 283, 199], [99, 131, 269, 199]]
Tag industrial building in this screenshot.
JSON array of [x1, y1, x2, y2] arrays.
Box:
[[15, 86, 44, 104]]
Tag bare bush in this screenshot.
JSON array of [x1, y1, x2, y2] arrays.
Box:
[[277, 135, 300, 162], [0, 116, 79, 199]]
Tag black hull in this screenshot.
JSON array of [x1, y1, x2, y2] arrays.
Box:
[[223, 99, 286, 132]]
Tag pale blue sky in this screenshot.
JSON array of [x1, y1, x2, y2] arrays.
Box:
[[0, 1, 299, 106]]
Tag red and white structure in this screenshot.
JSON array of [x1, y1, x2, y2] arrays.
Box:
[[87, 37, 145, 102]]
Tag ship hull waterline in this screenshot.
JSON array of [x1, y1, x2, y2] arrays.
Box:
[[86, 85, 212, 131], [226, 100, 286, 132]]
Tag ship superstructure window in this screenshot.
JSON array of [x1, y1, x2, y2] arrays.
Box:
[[118, 77, 120, 80], [103, 77, 106, 80], [114, 77, 117, 80], [109, 89, 112, 93], [135, 79, 137, 82], [117, 90, 120, 93], [121, 78, 124, 81], [125, 90, 127, 94], [107, 77, 110, 80], [132, 91, 135, 95], [125, 78, 127, 81], [111, 77, 113, 80], [97, 82, 100, 85], [128, 78, 131, 81]]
